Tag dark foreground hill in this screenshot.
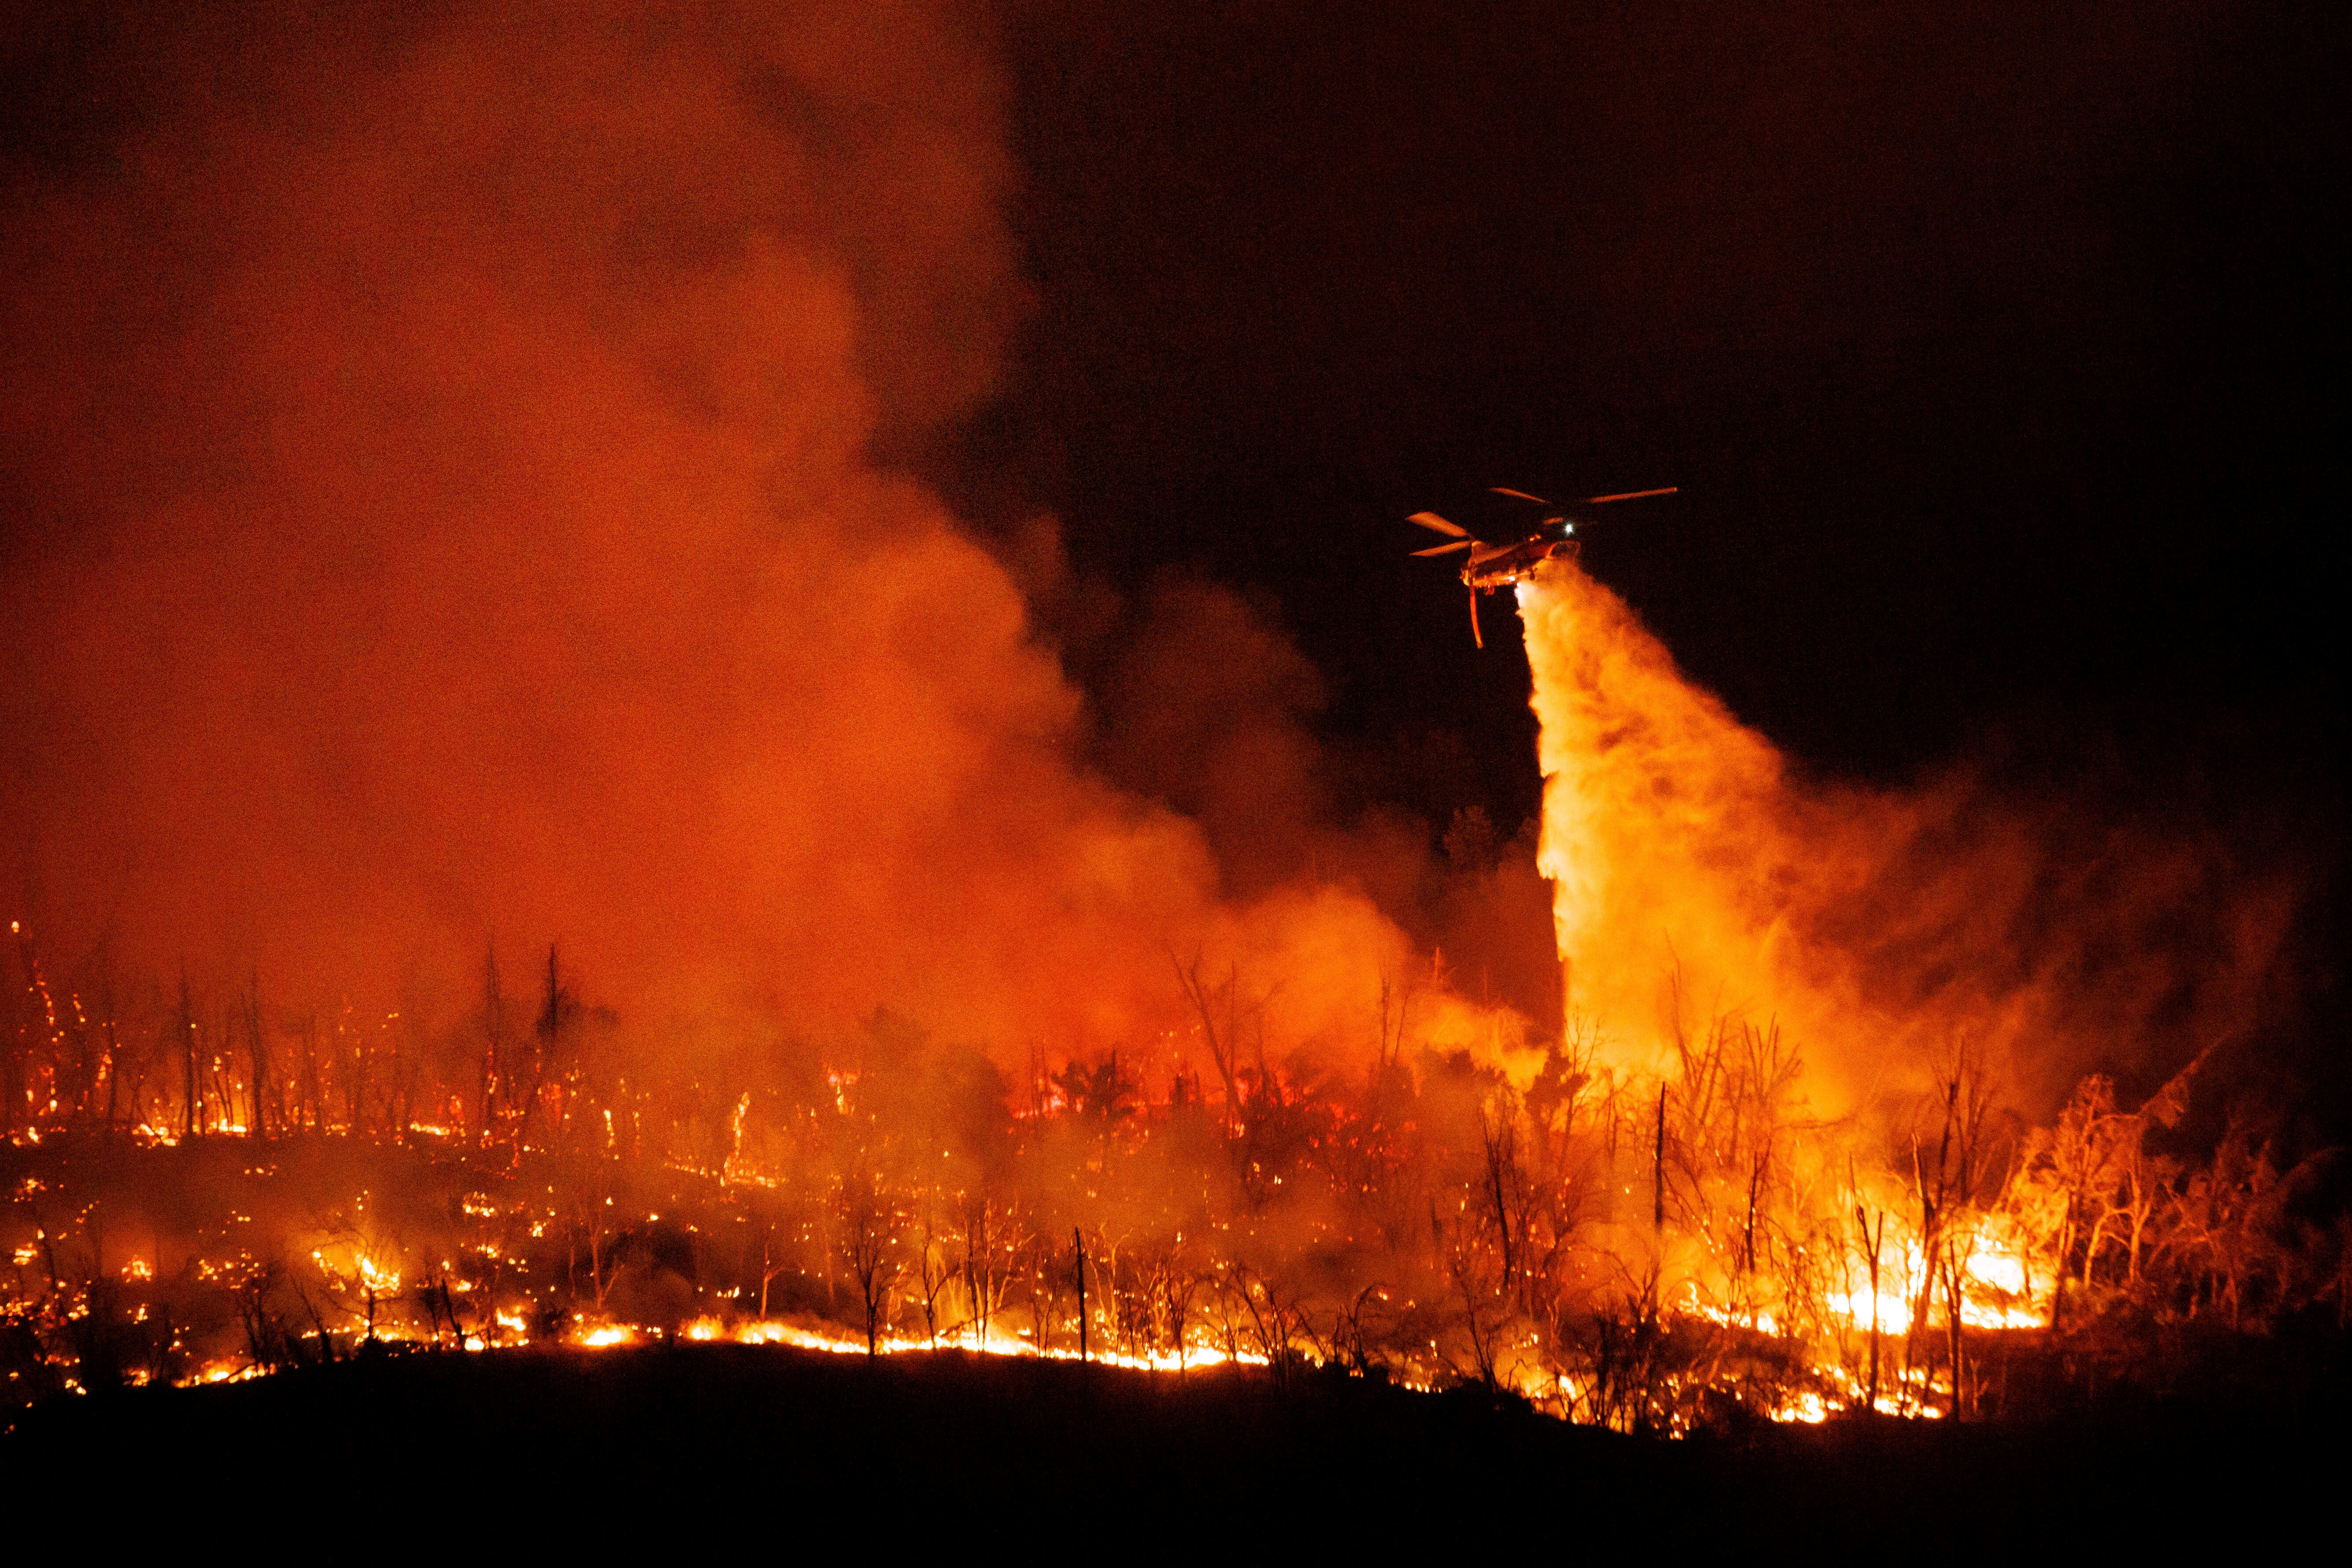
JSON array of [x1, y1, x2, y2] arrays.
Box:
[[1, 1344, 2323, 1550]]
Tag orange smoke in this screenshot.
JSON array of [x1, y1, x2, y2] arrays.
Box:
[[1520, 560, 2293, 1113], [0, 3, 1524, 1105], [0, 3, 1506, 1088]]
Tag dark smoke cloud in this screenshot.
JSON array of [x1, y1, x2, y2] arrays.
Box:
[[1095, 576, 1330, 902]]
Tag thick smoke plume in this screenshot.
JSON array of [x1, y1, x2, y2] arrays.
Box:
[[1520, 563, 2295, 1114], [0, 4, 1445, 1071], [0, 3, 2304, 1130]]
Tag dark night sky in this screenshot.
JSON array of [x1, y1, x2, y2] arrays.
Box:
[[934, 0, 2346, 842]]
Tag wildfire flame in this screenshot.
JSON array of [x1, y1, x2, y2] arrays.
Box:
[[0, 0, 2321, 1443]]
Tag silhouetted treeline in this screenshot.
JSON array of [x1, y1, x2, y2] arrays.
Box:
[[5, 937, 2344, 1428]]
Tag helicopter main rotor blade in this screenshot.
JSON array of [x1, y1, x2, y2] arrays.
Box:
[[1580, 486, 1679, 504], [1408, 510, 1470, 538], [1412, 540, 1474, 557], [1489, 487, 1550, 503]]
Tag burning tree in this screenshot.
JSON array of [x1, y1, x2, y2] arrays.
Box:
[[0, 930, 2333, 1425]]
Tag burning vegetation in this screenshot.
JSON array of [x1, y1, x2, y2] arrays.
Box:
[[4, 560, 2334, 1431], [1, 911, 2334, 1432], [1, 3, 2339, 1444]]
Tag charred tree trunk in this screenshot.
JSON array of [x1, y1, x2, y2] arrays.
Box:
[[240, 973, 268, 1139], [177, 973, 199, 1139], [2, 926, 28, 1137], [1944, 1243, 1967, 1417], [523, 945, 575, 1160], [1853, 1186, 1887, 1413], [2049, 1195, 2075, 1334], [1652, 1089, 1667, 1232], [481, 945, 506, 1149], [101, 1020, 121, 1134]]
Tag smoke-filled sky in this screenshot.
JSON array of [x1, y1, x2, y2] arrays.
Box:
[[0, 1, 1503, 1072], [2, 2, 2341, 1116]]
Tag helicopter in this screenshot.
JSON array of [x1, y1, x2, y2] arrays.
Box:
[[1410, 485, 1676, 646]]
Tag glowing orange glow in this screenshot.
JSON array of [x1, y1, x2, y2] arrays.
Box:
[[0, 4, 2309, 1434]]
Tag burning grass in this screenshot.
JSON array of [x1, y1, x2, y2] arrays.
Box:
[[3, 995, 2336, 1436]]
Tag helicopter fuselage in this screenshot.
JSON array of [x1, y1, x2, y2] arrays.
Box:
[[1460, 532, 1578, 591]]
